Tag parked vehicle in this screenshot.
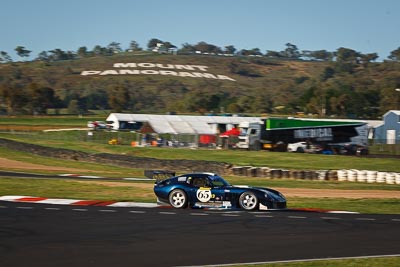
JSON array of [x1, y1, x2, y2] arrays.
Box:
[[236, 117, 367, 151], [287, 142, 308, 153], [329, 143, 369, 156], [154, 172, 287, 210], [87, 121, 109, 130]]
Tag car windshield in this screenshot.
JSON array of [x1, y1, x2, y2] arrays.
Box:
[[210, 176, 230, 187]]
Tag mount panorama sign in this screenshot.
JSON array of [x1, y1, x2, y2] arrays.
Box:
[[81, 62, 236, 81]]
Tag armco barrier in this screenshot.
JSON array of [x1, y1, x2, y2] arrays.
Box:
[[231, 165, 400, 185]]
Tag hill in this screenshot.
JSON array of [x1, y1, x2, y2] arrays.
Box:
[[1, 52, 399, 118]]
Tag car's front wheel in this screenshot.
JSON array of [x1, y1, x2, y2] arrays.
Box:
[[238, 192, 258, 210], [168, 189, 188, 209]]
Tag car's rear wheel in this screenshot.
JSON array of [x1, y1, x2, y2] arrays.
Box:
[[238, 191, 258, 210], [168, 189, 188, 209]]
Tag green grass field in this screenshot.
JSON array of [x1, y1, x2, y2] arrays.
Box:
[[2, 131, 400, 172]]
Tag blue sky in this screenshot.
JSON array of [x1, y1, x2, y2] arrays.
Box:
[[1, 0, 399, 61]]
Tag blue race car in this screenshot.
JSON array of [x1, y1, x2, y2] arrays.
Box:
[[153, 172, 286, 210]]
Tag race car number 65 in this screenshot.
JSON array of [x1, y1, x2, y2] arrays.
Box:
[[196, 188, 211, 202]]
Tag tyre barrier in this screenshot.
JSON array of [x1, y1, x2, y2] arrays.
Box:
[[231, 166, 400, 185], [356, 170, 367, 183], [316, 170, 327, 181], [337, 170, 347, 182], [366, 171, 377, 183], [376, 172, 386, 183], [347, 170, 357, 182], [385, 172, 396, 185]]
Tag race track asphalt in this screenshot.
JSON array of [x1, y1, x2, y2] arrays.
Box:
[[0, 202, 399, 267]]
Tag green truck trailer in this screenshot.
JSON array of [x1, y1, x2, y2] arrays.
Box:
[[236, 117, 367, 151]]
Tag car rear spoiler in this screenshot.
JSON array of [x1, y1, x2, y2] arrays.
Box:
[[144, 170, 176, 183]]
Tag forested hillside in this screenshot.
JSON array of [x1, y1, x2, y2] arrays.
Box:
[[1, 49, 400, 119]]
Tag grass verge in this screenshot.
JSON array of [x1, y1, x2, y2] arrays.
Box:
[[2, 133, 400, 172]]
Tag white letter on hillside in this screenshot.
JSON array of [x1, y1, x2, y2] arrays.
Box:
[[81, 71, 101, 76], [174, 65, 195, 71], [119, 70, 140, 75], [114, 63, 137, 68], [159, 71, 178, 76], [141, 70, 159, 74], [178, 72, 196, 77], [99, 70, 119, 75], [192, 72, 218, 79], [192, 65, 208, 71], [137, 63, 156, 68], [156, 64, 175, 69], [217, 75, 236, 81]]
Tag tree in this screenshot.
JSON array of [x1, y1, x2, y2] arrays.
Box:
[[27, 83, 56, 114], [335, 47, 359, 63], [36, 51, 49, 61], [77, 46, 89, 58], [128, 40, 142, 51], [147, 38, 163, 49], [92, 45, 111, 56], [92, 45, 104, 56], [265, 50, 282, 58], [320, 67, 335, 81], [86, 89, 109, 110], [282, 43, 300, 59], [224, 45, 236, 55], [67, 99, 80, 114], [307, 50, 334, 61], [238, 48, 262, 56], [163, 42, 176, 50], [0, 83, 28, 114], [359, 53, 378, 67], [388, 47, 400, 61], [107, 42, 122, 54], [193, 41, 222, 54], [15, 46, 31, 60], [48, 49, 75, 61], [179, 43, 196, 53], [108, 85, 130, 112], [0, 51, 12, 63]]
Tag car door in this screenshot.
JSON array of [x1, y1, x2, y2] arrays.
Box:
[[207, 177, 226, 203], [189, 176, 225, 207]]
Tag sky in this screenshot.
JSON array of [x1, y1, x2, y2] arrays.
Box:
[[1, 0, 400, 61]]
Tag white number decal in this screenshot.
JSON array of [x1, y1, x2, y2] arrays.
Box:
[[196, 188, 211, 202]]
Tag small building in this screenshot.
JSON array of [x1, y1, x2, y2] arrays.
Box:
[[374, 110, 400, 144]]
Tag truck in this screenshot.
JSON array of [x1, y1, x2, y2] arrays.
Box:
[[236, 117, 367, 151]]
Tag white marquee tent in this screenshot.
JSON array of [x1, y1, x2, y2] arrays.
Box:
[[106, 113, 261, 134]]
